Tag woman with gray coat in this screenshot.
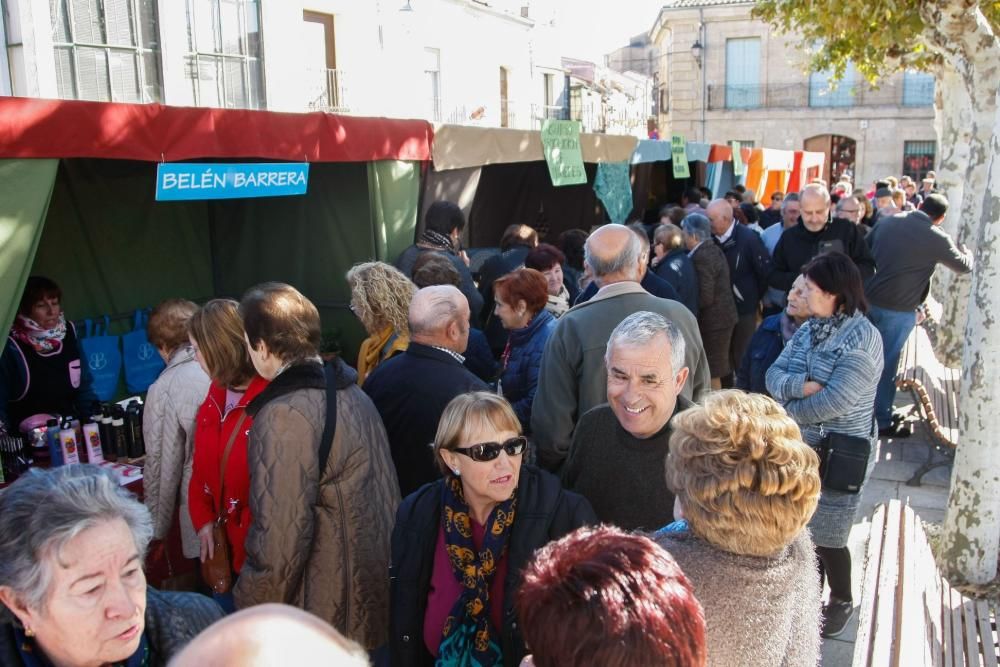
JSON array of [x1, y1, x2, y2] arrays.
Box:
[[766, 251, 883, 640], [143, 298, 211, 560]]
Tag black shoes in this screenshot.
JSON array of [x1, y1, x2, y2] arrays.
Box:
[[821, 598, 855, 638]]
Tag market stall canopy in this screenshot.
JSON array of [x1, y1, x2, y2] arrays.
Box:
[[0, 97, 434, 162], [745, 148, 797, 202], [788, 150, 826, 193], [431, 124, 637, 171], [631, 139, 672, 164]]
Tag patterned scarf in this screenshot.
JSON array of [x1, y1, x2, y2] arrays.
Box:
[[545, 285, 570, 318], [420, 229, 456, 254], [437, 475, 516, 667], [12, 314, 67, 354], [810, 311, 850, 346]]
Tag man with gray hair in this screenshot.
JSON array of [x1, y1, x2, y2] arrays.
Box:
[[531, 225, 709, 472], [364, 285, 487, 495], [561, 311, 691, 530]]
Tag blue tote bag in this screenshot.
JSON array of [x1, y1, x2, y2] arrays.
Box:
[[122, 309, 165, 394], [78, 317, 122, 401]]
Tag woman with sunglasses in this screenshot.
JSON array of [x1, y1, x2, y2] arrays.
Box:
[[388, 392, 596, 667]]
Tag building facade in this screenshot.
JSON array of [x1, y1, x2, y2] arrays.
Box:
[[650, 0, 937, 188], [2, 0, 573, 130]]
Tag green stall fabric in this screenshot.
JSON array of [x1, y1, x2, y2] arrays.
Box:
[[0, 159, 59, 336], [209, 161, 375, 364], [30, 159, 214, 331], [368, 160, 420, 263]]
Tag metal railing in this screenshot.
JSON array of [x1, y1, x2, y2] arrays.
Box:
[[531, 104, 570, 121], [706, 81, 934, 111], [306, 68, 349, 113]]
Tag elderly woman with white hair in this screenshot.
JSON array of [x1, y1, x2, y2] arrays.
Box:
[[0, 465, 223, 667], [682, 213, 738, 389]]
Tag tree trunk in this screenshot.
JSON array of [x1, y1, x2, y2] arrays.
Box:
[[940, 101, 1000, 585], [920, 0, 999, 366]]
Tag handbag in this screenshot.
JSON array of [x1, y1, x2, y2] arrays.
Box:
[[201, 413, 247, 594], [78, 317, 122, 401], [122, 309, 166, 394], [814, 431, 871, 494]]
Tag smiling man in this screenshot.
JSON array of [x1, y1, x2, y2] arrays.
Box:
[[561, 311, 689, 530]]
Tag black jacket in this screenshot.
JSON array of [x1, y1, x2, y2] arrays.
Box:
[[653, 248, 699, 315], [768, 215, 876, 292], [364, 343, 488, 496], [0, 588, 222, 666], [388, 465, 596, 667], [716, 223, 772, 317], [479, 245, 534, 355]]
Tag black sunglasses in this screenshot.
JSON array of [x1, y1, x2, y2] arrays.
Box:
[[451, 436, 527, 462]]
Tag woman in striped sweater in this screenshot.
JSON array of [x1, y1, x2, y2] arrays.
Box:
[[766, 251, 884, 641]]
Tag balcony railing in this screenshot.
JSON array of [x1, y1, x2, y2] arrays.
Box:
[[306, 68, 349, 113], [706, 81, 934, 111]]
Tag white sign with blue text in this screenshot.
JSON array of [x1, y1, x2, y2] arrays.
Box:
[[155, 162, 310, 201]]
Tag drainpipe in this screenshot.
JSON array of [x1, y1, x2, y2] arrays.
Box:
[[699, 9, 706, 142]]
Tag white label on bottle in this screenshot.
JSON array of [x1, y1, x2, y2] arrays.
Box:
[[59, 431, 81, 465], [82, 423, 104, 464]]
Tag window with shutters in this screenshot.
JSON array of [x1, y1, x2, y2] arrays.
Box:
[[809, 62, 857, 108], [184, 0, 265, 109], [724, 38, 761, 109], [49, 0, 162, 103]]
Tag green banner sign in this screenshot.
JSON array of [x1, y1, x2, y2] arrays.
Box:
[[732, 141, 745, 177], [671, 135, 690, 179], [541, 119, 587, 186]]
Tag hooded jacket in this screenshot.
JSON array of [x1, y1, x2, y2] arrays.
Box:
[[234, 359, 401, 649]]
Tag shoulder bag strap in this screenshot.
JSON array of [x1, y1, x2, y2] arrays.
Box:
[[317, 362, 338, 477], [217, 412, 249, 519]]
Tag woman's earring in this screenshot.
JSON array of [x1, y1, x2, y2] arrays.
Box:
[[453, 468, 461, 476], [24, 627, 35, 638]]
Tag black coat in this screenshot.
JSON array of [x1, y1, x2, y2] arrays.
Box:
[[479, 245, 534, 355], [388, 465, 597, 667], [716, 223, 772, 317], [653, 248, 699, 315], [364, 343, 488, 496], [768, 216, 876, 292]]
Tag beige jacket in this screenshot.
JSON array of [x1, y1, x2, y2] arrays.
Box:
[[234, 361, 400, 649], [142, 346, 210, 558]]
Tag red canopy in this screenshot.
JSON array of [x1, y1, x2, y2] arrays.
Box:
[[0, 97, 434, 163]]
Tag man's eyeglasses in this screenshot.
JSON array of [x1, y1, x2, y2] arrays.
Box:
[[450, 436, 527, 462]]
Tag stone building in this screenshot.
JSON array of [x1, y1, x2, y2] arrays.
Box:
[[649, 0, 937, 188]]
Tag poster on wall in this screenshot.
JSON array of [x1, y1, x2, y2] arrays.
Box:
[[541, 120, 587, 187], [671, 135, 690, 179]]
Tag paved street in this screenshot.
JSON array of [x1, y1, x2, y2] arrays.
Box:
[[821, 394, 951, 666]]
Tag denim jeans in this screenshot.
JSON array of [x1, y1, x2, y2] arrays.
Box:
[[868, 305, 917, 429]]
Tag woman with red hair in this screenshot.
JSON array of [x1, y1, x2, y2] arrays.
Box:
[[492, 268, 555, 432], [516, 524, 706, 666]]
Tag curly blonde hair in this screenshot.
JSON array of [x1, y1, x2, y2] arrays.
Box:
[[346, 262, 416, 337], [666, 390, 821, 557]]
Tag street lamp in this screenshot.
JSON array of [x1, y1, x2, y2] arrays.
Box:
[[691, 40, 703, 68]]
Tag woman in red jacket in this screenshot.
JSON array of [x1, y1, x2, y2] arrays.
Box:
[[187, 299, 268, 612]]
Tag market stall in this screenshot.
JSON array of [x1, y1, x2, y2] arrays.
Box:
[[787, 150, 827, 193], [744, 148, 796, 202], [427, 124, 638, 246], [0, 97, 434, 363]]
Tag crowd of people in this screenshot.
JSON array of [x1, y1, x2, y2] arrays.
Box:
[[0, 170, 974, 666]]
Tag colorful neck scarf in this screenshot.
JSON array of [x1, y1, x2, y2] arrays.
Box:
[[356, 326, 408, 385], [12, 314, 67, 354], [14, 624, 149, 667], [810, 311, 850, 346], [420, 229, 456, 254], [437, 475, 516, 667]]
